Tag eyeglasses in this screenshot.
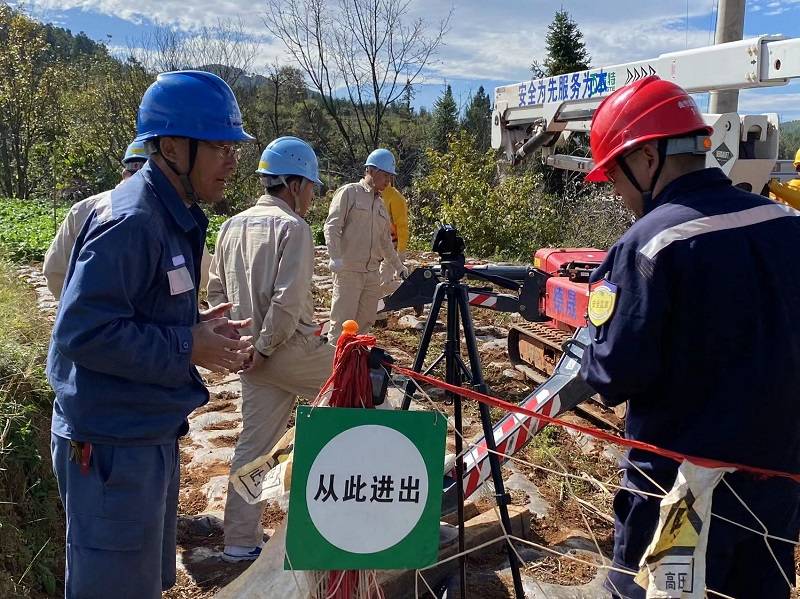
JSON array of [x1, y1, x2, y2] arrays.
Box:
[[122, 161, 145, 176], [201, 141, 242, 160], [298, 178, 322, 196]]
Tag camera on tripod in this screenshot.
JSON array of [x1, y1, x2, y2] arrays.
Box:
[[431, 224, 465, 261], [402, 223, 526, 595]]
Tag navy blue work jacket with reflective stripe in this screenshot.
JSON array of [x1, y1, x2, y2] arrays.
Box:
[[580, 168, 800, 484], [48, 161, 209, 445]]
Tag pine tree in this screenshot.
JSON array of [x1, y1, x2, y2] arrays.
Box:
[[430, 84, 459, 153], [529, 9, 591, 195], [401, 78, 414, 117], [462, 86, 492, 152], [531, 9, 591, 77]]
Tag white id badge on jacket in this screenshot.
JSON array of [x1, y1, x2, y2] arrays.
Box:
[[168, 266, 194, 295]]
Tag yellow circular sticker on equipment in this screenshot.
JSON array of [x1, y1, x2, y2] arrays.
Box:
[[587, 279, 618, 327]]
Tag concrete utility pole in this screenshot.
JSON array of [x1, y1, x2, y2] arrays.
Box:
[[708, 0, 746, 113]]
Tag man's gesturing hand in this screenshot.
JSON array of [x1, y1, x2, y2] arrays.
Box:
[[191, 317, 253, 373], [200, 302, 233, 322], [199, 303, 252, 341]]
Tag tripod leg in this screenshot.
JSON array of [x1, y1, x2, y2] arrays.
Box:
[[456, 286, 526, 599], [445, 287, 468, 599], [401, 282, 446, 410], [454, 354, 472, 383]]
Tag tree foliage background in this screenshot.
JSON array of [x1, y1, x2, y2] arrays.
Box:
[[531, 9, 590, 78], [6, 2, 798, 266], [0, 2, 796, 259]]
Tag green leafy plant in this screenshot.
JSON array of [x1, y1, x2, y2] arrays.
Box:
[[0, 199, 67, 262], [412, 132, 566, 260]]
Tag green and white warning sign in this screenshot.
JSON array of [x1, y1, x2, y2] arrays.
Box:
[[285, 406, 447, 570]]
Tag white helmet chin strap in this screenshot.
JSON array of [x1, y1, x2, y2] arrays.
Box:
[[277, 175, 310, 211], [279, 175, 295, 202]]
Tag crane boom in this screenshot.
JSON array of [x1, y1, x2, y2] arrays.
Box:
[[491, 35, 800, 193]]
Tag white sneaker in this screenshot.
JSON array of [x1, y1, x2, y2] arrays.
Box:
[[222, 542, 264, 562]]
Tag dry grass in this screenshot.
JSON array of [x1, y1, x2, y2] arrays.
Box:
[[0, 259, 63, 596]]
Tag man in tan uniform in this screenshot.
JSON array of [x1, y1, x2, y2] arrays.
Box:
[[43, 141, 148, 298], [325, 148, 406, 343], [43, 140, 212, 299], [207, 136, 334, 562]]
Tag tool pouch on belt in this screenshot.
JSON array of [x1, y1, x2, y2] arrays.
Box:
[[68, 440, 93, 475]]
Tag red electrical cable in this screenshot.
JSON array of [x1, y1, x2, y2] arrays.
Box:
[[317, 320, 376, 409], [315, 321, 383, 599]]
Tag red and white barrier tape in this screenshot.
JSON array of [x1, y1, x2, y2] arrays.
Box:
[[389, 363, 800, 484]]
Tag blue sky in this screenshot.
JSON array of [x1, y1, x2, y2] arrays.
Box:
[[17, 0, 800, 121]]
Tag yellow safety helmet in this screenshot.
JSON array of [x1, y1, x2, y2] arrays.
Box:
[[794, 147, 800, 167]]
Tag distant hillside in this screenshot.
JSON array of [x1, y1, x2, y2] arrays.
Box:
[[199, 64, 270, 89], [781, 119, 800, 135], [780, 120, 800, 159], [199, 63, 321, 101], [39, 18, 109, 61]]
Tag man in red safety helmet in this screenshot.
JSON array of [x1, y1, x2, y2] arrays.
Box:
[[580, 76, 800, 598]]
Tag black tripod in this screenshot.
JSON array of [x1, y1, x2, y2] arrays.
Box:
[[401, 225, 525, 599]]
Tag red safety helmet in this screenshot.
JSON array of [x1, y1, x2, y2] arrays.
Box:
[[585, 76, 713, 183]]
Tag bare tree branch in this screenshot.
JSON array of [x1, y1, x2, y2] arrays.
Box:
[[127, 18, 258, 87], [265, 0, 450, 169]]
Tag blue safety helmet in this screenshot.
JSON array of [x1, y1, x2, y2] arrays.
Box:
[[364, 148, 397, 175], [121, 140, 149, 165], [134, 70, 254, 143], [256, 136, 322, 186]]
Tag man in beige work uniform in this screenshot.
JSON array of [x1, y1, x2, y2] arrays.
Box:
[[207, 136, 334, 562], [325, 148, 406, 343], [43, 141, 148, 298], [43, 140, 213, 299]]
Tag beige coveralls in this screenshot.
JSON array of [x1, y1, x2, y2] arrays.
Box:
[[324, 179, 403, 342], [208, 194, 334, 547], [44, 190, 110, 299], [44, 188, 212, 299]]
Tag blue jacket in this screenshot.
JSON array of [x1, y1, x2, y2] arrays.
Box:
[[581, 168, 800, 484], [48, 162, 209, 445]]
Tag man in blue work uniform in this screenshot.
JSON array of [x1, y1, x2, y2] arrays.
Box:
[[47, 70, 255, 598], [580, 76, 800, 598]]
